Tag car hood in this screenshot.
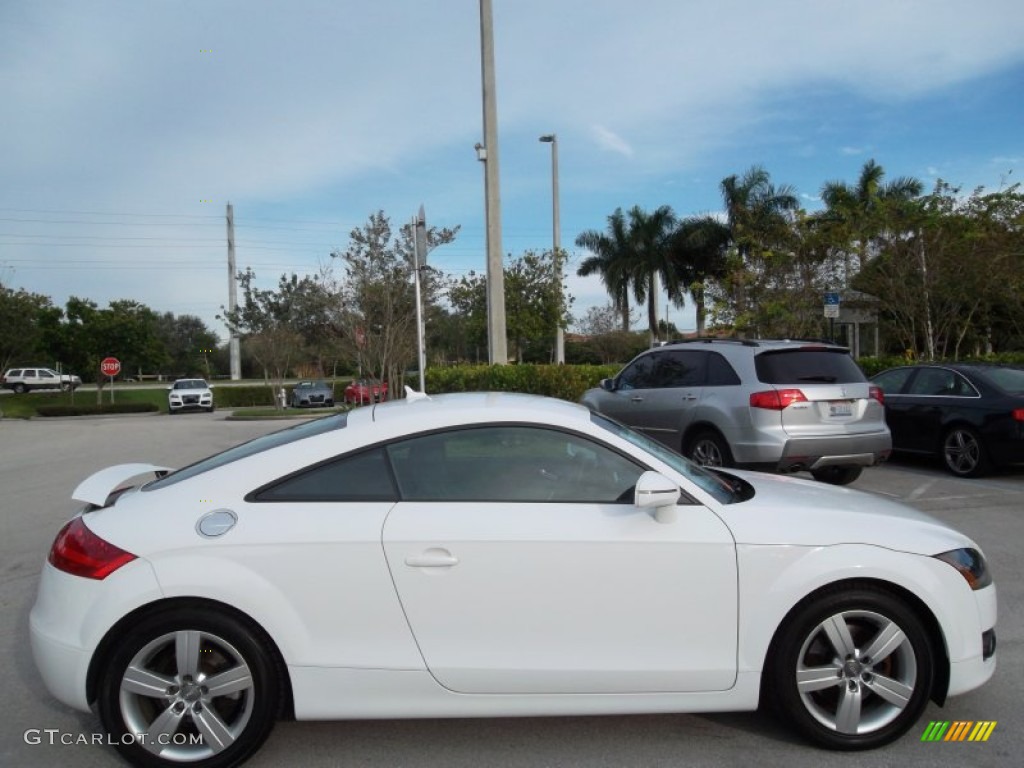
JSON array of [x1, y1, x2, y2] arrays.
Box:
[[715, 469, 974, 555], [72, 463, 172, 506]]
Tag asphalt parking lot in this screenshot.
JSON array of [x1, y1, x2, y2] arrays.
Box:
[[1, 412, 1020, 767]]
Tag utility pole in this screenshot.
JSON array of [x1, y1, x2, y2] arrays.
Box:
[[226, 203, 241, 380], [539, 133, 564, 363], [479, 0, 507, 364]]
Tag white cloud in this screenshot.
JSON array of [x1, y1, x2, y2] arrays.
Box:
[[591, 126, 634, 158]]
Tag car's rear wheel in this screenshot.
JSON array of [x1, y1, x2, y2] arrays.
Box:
[[686, 430, 733, 467], [767, 586, 933, 750], [811, 465, 863, 485], [941, 426, 989, 477], [97, 607, 282, 768]]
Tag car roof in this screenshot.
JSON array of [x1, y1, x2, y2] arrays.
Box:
[[360, 391, 592, 432]]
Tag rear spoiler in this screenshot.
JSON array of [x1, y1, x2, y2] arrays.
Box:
[[72, 463, 172, 506]]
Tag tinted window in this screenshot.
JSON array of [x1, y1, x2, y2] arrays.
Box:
[[387, 426, 644, 503], [872, 367, 914, 394], [617, 354, 657, 390], [908, 368, 971, 397], [656, 350, 705, 387], [253, 448, 396, 501], [705, 353, 741, 386], [145, 412, 348, 490], [755, 348, 865, 384], [978, 366, 1024, 395]]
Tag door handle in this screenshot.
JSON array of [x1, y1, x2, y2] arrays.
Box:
[[630, 396, 644, 403], [405, 549, 459, 568]]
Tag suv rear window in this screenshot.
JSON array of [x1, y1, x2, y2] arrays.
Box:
[[755, 348, 866, 385]]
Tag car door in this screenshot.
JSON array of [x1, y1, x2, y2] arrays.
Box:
[[871, 367, 918, 451], [381, 425, 738, 695], [587, 352, 659, 427], [623, 350, 707, 450], [899, 367, 981, 453]]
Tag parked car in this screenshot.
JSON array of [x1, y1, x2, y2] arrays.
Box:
[[344, 377, 387, 404], [290, 380, 335, 408], [870, 363, 1024, 477], [2, 367, 81, 393], [167, 378, 214, 414], [581, 339, 891, 485], [31, 392, 995, 767]]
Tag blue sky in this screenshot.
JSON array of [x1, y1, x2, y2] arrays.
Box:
[[2, 0, 1023, 341]]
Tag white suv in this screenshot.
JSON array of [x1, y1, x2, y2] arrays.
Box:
[[581, 339, 891, 485], [167, 378, 214, 414], [2, 367, 81, 393]]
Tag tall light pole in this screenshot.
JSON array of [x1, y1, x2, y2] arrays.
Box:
[[538, 133, 564, 363], [479, 0, 507, 364]]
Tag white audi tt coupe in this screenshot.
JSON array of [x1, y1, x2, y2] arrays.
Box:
[[31, 391, 997, 768]]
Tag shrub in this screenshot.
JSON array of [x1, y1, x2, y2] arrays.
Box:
[[424, 364, 621, 402], [36, 403, 159, 417]]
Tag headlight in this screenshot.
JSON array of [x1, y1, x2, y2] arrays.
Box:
[[934, 548, 992, 590]]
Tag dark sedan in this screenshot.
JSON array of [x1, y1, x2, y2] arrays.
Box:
[[871, 363, 1024, 477], [290, 380, 335, 408]]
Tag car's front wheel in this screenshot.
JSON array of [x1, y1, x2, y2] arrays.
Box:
[[942, 426, 989, 477], [767, 586, 934, 750], [13, 383, 27, 394], [810, 465, 863, 485], [97, 606, 282, 768]]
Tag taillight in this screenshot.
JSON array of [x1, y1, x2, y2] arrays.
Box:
[[1013, 408, 1024, 422], [869, 385, 885, 405], [750, 389, 808, 410], [48, 518, 136, 579]]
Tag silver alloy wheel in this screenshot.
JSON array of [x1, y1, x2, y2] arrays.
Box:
[[119, 630, 255, 762], [690, 437, 725, 467], [795, 609, 918, 735], [943, 428, 982, 475]]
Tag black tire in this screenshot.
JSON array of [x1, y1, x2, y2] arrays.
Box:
[[97, 607, 282, 768], [811, 465, 863, 486], [941, 426, 990, 477], [13, 383, 27, 394], [685, 429, 733, 468], [766, 586, 934, 750], [61, 382, 71, 392]]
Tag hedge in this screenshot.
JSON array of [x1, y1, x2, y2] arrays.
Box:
[[424, 364, 621, 402], [36, 402, 160, 417]]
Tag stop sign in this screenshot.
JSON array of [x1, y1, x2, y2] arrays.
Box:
[[101, 357, 121, 377]]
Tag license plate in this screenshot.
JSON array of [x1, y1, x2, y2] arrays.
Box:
[[828, 401, 853, 417]]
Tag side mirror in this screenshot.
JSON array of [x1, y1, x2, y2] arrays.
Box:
[[634, 470, 681, 523], [165, 386, 173, 391], [600, 378, 616, 392]]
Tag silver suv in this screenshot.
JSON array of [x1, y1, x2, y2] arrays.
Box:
[[2, 367, 81, 393], [581, 339, 891, 485]]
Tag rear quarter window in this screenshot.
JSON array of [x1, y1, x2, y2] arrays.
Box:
[[755, 348, 866, 385]]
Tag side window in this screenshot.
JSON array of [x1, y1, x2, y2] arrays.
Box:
[[8, 369, 22, 377], [705, 353, 741, 386], [908, 368, 958, 396], [39, 370, 56, 379], [617, 354, 657, 391], [252, 447, 397, 501], [656, 350, 705, 387], [872, 368, 914, 395], [387, 426, 645, 503], [949, 372, 978, 397]]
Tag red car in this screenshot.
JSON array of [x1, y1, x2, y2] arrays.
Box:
[[344, 377, 387, 405]]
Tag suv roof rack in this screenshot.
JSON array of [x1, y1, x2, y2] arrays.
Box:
[[665, 337, 762, 347]]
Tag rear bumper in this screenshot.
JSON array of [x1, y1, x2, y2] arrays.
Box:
[[776, 431, 892, 472]]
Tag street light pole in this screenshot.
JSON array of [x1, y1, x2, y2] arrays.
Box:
[[539, 133, 564, 364], [479, 0, 508, 364]]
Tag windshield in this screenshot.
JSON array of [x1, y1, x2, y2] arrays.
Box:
[[590, 412, 738, 504], [174, 379, 208, 390], [145, 412, 348, 490]]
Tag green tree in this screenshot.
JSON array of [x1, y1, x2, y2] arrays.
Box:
[[819, 159, 923, 282], [331, 211, 457, 392], [575, 209, 635, 332], [668, 215, 730, 335], [0, 284, 56, 371]]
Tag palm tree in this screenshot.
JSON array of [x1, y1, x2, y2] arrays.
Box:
[[576, 205, 680, 344], [576, 208, 634, 332], [669, 215, 731, 335], [820, 159, 923, 278], [623, 205, 679, 345], [718, 166, 799, 331]]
